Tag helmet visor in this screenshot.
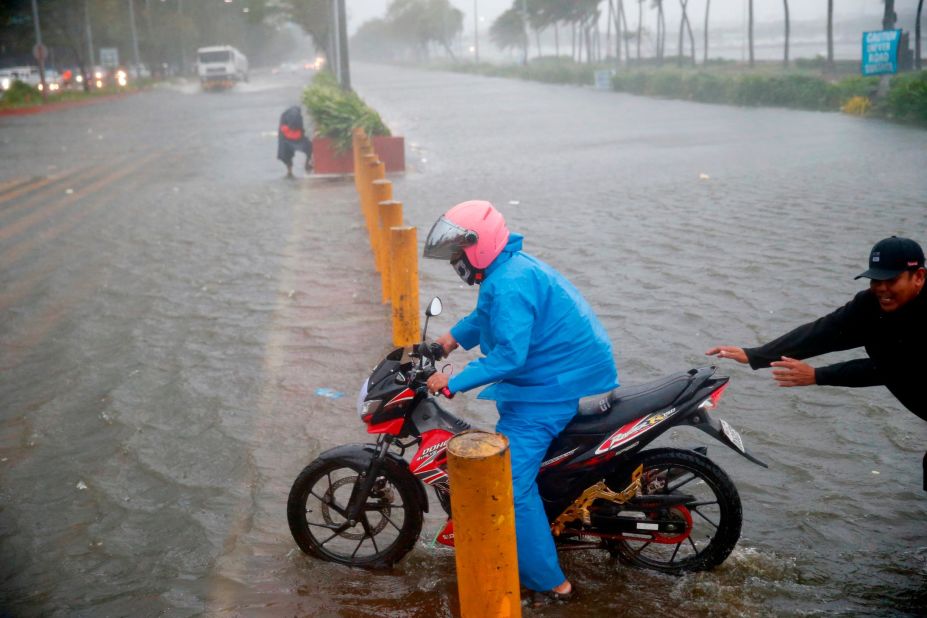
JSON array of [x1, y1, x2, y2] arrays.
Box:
[[423, 216, 478, 260]]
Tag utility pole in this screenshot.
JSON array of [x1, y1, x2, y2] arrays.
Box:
[[336, 0, 351, 90], [85, 0, 95, 67], [473, 0, 479, 63], [330, 0, 341, 86], [30, 0, 47, 100], [128, 0, 141, 67]]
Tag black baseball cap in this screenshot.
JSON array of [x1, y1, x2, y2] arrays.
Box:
[[855, 236, 925, 280]]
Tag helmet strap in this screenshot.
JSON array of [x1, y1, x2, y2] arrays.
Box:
[[451, 254, 483, 286]]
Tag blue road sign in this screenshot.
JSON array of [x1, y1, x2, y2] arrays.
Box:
[[861, 29, 901, 76]]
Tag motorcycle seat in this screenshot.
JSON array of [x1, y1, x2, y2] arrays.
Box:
[[566, 371, 692, 434]]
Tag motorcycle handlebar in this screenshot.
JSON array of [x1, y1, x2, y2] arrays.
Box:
[[415, 341, 447, 361], [440, 387, 454, 399]]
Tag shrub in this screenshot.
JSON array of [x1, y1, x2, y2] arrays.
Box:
[[834, 76, 879, 103], [882, 70, 927, 123], [1, 80, 42, 106], [302, 72, 390, 152], [649, 70, 685, 98]]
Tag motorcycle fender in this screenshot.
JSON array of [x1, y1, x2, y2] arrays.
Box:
[[314, 443, 430, 512], [686, 411, 768, 468]]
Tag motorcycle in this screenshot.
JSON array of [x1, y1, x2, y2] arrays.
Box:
[[287, 297, 767, 574]]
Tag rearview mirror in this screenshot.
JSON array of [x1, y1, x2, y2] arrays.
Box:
[[426, 297, 443, 317]]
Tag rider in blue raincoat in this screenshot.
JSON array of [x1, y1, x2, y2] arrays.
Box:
[[423, 200, 618, 604]]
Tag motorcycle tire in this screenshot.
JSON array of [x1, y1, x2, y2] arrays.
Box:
[[603, 448, 742, 574], [287, 455, 423, 568]]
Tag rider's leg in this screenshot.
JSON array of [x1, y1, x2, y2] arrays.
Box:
[[496, 399, 578, 592]]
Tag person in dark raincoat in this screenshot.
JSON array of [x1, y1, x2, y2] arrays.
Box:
[[277, 105, 312, 178], [422, 200, 619, 605]]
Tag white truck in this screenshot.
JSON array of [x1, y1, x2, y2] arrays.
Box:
[[196, 46, 248, 89]]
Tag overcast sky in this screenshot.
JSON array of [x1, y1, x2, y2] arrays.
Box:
[[346, 0, 886, 34]]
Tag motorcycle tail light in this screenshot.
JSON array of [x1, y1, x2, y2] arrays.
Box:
[[699, 383, 729, 410]]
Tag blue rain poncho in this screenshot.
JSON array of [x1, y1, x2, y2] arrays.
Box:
[[447, 233, 618, 402]]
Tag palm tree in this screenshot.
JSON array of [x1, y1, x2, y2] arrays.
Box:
[[826, 0, 834, 71], [678, 0, 694, 65], [748, 0, 754, 67], [782, 0, 790, 68], [703, 0, 710, 63]]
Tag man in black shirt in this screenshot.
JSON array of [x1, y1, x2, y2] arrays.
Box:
[[706, 236, 925, 488]]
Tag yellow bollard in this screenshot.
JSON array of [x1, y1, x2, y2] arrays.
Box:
[[360, 153, 379, 256], [357, 147, 375, 225], [352, 128, 366, 193], [365, 157, 385, 267], [371, 180, 393, 276], [389, 226, 420, 347], [378, 200, 403, 304], [447, 431, 522, 618]]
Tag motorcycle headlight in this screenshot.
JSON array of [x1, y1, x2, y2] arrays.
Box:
[[356, 378, 370, 417], [360, 399, 383, 421]]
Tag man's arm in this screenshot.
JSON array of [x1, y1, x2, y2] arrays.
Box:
[[743, 293, 870, 369], [814, 358, 884, 388]]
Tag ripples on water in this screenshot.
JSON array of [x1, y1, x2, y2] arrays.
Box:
[[1, 65, 925, 616]]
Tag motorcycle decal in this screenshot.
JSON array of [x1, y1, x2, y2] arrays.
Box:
[[434, 519, 455, 547], [411, 429, 454, 484], [384, 388, 415, 410], [541, 447, 580, 470], [594, 408, 677, 455]]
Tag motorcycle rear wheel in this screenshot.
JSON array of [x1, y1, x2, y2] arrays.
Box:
[[603, 448, 742, 574], [287, 456, 423, 568]]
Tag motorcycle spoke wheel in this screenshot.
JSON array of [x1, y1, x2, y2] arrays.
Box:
[[287, 457, 423, 568], [604, 449, 742, 574]]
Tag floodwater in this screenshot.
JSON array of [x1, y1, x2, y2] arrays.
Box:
[[1, 63, 926, 617]]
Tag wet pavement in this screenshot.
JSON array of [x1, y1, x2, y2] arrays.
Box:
[[1, 63, 926, 617]]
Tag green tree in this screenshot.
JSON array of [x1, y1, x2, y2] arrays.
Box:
[[385, 0, 463, 61], [489, 7, 526, 56]]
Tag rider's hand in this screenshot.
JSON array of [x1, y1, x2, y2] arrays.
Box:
[[426, 372, 450, 395], [770, 356, 816, 387], [436, 332, 459, 357], [705, 346, 748, 364]]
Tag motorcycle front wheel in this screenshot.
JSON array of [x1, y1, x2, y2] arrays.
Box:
[[603, 448, 742, 574], [287, 455, 423, 568]]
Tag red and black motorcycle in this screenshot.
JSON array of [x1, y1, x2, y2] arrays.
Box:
[[287, 298, 767, 574]]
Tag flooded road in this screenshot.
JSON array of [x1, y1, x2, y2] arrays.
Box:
[[1, 64, 926, 617]]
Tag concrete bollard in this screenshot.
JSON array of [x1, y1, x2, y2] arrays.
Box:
[[447, 431, 522, 617], [389, 226, 420, 347], [371, 180, 394, 280], [377, 200, 403, 304], [365, 157, 385, 268], [352, 128, 367, 193]]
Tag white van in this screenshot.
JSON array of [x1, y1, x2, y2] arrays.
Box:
[[196, 46, 248, 88], [0, 66, 61, 92]]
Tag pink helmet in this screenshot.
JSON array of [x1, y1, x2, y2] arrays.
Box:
[[423, 200, 510, 269]]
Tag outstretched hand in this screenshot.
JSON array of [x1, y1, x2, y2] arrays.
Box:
[[705, 346, 748, 364], [770, 357, 816, 387]]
